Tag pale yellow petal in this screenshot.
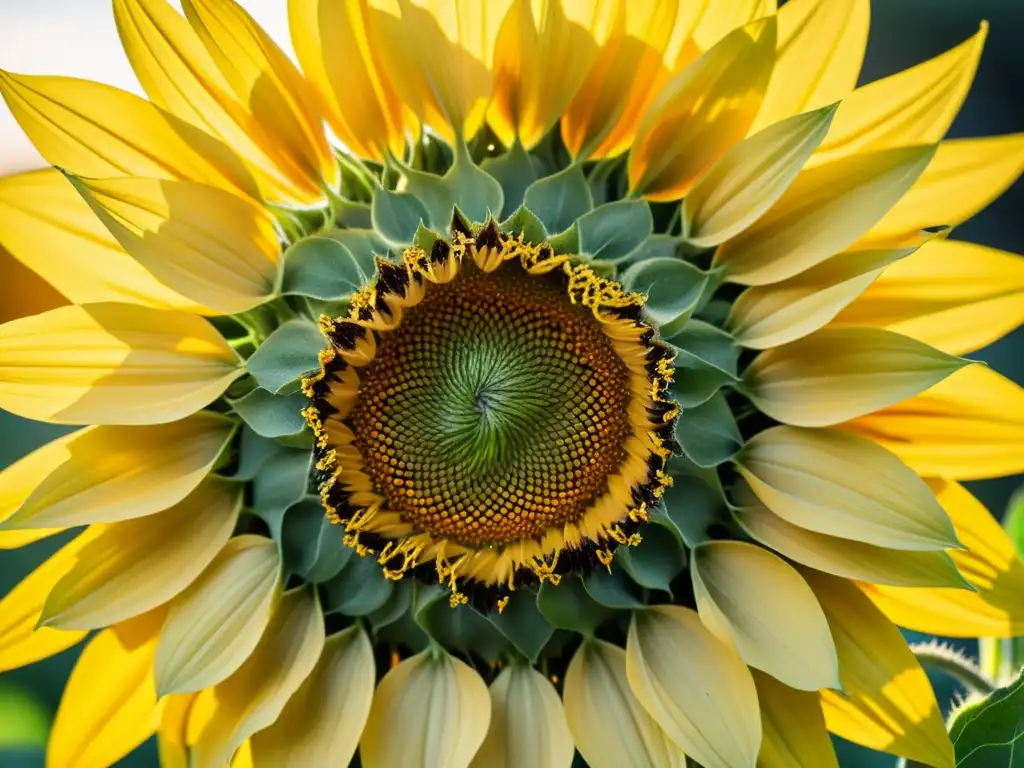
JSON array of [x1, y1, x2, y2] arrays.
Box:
[[0, 303, 242, 425], [250, 626, 375, 767], [471, 663, 574, 768], [735, 426, 959, 551], [814, 24, 987, 164], [113, 0, 323, 205], [360, 647, 491, 768], [629, 17, 777, 201], [156, 535, 281, 696], [728, 245, 919, 350], [288, 0, 406, 160], [0, 528, 100, 672], [0, 70, 259, 200], [743, 327, 968, 427], [715, 145, 935, 285], [2, 413, 234, 530], [750, 0, 868, 132], [865, 134, 1024, 244], [69, 175, 280, 315], [753, 668, 838, 768], [833, 240, 1024, 356], [182, 0, 339, 192], [692, 541, 838, 691], [563, 640, 686, 768], [0, 170, 207, 312], [0, 429, 81, 548], [46, 608, 166, 768], [685, 104, 836, 247], [804, 570, 954, 768], [40, 478, 241, 630], [190, 587, 326, 768], [842, 364, 1024, 481], [626, 605, 761, 768], [731, 484, 970, 589]]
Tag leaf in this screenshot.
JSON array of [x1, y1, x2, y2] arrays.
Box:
[[577, 200, 653, 264], [419, 602, 509, 663], [481, 143, 542, 216], [584, 566, 644, 610], [246, 320, 324, 393], [280, 498, 352, 583], [321, 555, 393, 616], [615, 523, 688, 594], [547, 222, 579, 254], [500, 205, 547, 245], [949, 669, 1024, 766], [537, 578, 614, 635], [674, 392, 742, 468], [666, 319, 740, 408], [627, 234, 681, 264], [251, 448, 311, 540], [660, 473, 730, 549], [281, 237, 366, 300], [621, 257, 708, 336], [523, 165, 593, 235], [445, 149, 504, 224], [232, 426, 286, 481], [328, 228, 388, 277], [230, 389, 306, 438], [484, 591, 554, 663], [371, 189, 428, 247]]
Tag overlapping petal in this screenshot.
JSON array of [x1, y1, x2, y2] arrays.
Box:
[[753, 668, 839, 768], [0, 430, 78, 549]]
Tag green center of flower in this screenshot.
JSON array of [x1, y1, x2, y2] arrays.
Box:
[[349, 261, 632, 547]]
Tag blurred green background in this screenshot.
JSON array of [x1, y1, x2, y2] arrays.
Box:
[[1, 0, 1022, 765]]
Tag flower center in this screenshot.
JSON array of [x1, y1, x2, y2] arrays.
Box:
[[349, 262, 632, 546]]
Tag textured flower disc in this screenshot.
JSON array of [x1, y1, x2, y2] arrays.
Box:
[[304, 221, 678, 604]]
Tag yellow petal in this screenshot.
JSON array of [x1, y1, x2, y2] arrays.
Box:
[[865, 134, 1024, 244], [858, 479, 1024, 638], [833, 240, 1024, 356], [692, 0, 774, 51], [684, 104, 836, 247], [2, 413, 234, 530], [158, 693, 198, 768], [731, 483, 969, 589], [113, 0, 323, 206], [560, 0, 706, 161], [563, 639, 686, 768], [735, 425, 959, 551], [40, 478, 241, 630], [715, 145, 935, 285], [629, 17, 777, 201], [0, 303, 242, 425], [814, 24, 986, 164], [0, 70, 259, 200], [249, 625, 375, 766], [753, 668, 839, 768], [190, 586, 326, 768], [366, 0, 510, 142], [0, 246, 66, 325], [691, 540, 839, 691], [743, 327, 968, 427], [0, 528, 100, 672], [360, 647, 491, 768], [750, 0, 868, 133], [804, 569, 954, 768], [288, 0, 406, 160], [728, 245, 918, 350], [488, 0, 604, 149], [181, 0, 339, 193], [0, 170, 207, 312], [470, 663, 574, 768], [68, 175, 280, 315], [842, 364, 1024, 481], [156, 535, 281, 696], [46, 608, 166, 768], [626, 605, 761, 768]]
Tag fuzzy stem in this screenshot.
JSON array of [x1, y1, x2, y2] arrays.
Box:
[[912, 641, 996, 695]]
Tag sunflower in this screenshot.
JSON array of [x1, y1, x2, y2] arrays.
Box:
[[1, 0, 1023, 766]]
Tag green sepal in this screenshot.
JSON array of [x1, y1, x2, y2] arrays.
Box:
[[584, 566, 644, 610], [949, 669, 1024, 766], [368, 580, 414, 632], [280, 497, 352, 583], [621, 257, 707, 337], [674, 391, 742, 468], [230, 388, 307, 439], [230, 426, 283, 481], [251, 447, 311, 541], [280, 236, 366, 300], [399, 144, 504, 231], [371, 188, 429, 247], [245, 320, 323, 393], [614, 521, 687, 595], [660, 470, 730, 548], [523, 164, 593, 235], [537, 577, 614, 636], [483, 591, 554, 663], [666, 319, 740, 408], [481, 142, 543, 216], [420, 601, 510, 663], [547, 222, 579, 254], [627, 234, 682, 264], [500, 205, 547, 245], [328, 228, 389, 276], [334, 200, 373, 229], [413, 222, 446, 253], [577, 200, 653, 264], [321, 555, 394, 616]]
